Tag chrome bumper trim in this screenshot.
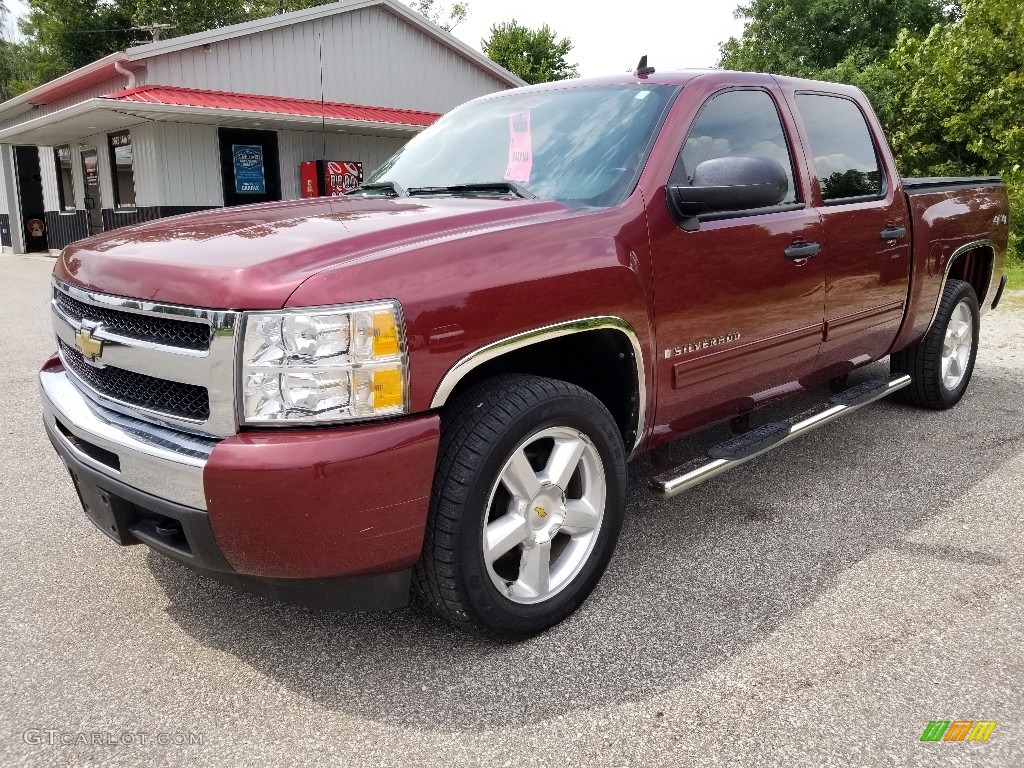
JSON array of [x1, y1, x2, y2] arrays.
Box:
[[40, 366, 217, 510]]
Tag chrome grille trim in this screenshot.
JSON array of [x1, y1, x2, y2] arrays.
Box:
[[53, 288, 211, 351], [51, 277, 240, 438]]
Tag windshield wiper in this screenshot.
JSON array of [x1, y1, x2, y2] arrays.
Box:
[[407, 181, 536, 199], [349, 181, 407, 197]]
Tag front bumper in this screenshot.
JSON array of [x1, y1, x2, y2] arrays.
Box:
[[39, 356, 441, 609]]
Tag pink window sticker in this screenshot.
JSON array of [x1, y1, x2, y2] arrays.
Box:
[[505, 111, 533, 183]]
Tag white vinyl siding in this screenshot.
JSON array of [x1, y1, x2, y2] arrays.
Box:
[[130, 123, 224, 207], [39, 146, 60, 212], [143, 7, 509, 113]]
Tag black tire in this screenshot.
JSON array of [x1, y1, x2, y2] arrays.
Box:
[[414, 374, 627, 639], [891, 278, 980, 409]]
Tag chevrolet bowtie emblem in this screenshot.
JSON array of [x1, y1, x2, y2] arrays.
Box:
[[74, 327, 104, 362], [534, 506, 547, 518]]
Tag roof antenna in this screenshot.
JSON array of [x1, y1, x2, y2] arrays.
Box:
[[635, 55, 655, 78]]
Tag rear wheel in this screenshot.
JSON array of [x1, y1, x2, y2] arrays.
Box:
[[891, 278, 980, 409], [414, 375, 627, 639]]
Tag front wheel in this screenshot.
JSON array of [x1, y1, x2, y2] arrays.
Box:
[[414, 375, 627, 638], [891, 278, 980, 409]]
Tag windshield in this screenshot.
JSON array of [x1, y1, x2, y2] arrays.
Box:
[[364, 84, 677, 208]]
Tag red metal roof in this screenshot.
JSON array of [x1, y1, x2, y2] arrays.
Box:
[[104, 85, 440, 127]]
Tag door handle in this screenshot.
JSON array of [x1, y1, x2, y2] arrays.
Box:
[[783, 242, 821, 260], [880, 226, 907, 240]]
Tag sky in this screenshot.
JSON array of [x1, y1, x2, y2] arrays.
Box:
[[3, 0, 747, 74], [448, 1, 746, 75], [3, 0, 25, 39]]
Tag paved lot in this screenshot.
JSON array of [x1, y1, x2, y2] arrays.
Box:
[[2, 252, 1022, 767]]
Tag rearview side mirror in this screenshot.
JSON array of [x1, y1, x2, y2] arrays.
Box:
[[667, 155, 789, 227]]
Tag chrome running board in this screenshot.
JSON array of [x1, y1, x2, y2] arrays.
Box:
[[650, 375, 912, 498]]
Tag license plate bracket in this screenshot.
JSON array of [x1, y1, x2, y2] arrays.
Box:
[[67, 467, 139, 546]]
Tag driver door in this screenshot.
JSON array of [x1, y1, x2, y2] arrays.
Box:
[[648, 84, 827, 437]]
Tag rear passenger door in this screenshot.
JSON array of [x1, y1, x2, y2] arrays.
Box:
[[792, 92, 912, 377]]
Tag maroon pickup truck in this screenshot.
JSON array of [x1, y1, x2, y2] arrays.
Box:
[[40, 70, 1009, 638]]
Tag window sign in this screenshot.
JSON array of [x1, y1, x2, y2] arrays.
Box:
[[504, 112, 533, 183], [81, 149, 99, 188], [233, 145, 266, 194]]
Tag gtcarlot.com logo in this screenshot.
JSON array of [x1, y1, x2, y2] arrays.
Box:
[[23, 729, 204, 747], [920, 720, 997, 742]]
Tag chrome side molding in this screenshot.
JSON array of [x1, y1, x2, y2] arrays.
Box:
[[926, 239, 998, 332], [430, 316, 648, 453], [651, 375, 912, 498]]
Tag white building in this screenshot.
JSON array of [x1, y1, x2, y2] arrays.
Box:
[[0, 0, 523, 255]]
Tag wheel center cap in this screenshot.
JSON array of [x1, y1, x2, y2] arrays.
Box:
[[526, 484, 566, 544]]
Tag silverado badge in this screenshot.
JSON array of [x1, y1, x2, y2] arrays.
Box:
[[74, 326, 104, 362], [664, 332, 741, 359]]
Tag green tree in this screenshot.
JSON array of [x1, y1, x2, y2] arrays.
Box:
[[131, 0, 339, 39], [0, 2, 34, 100], [870, 0, 1024, 259], [19, 0, 139, 83], [481, 20, 578, 84], [720, 0, 1021, 264], [129, 0, 249, 39], [718, 0, 952, 77], [406, 0, 468, 32]]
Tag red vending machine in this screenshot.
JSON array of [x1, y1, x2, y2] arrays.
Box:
[[299, 161, 364, 197]]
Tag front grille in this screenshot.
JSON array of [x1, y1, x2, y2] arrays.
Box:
[[54, 289, 211, 351], [59, 339, 210, 421]]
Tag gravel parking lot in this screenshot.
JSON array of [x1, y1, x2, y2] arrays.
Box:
[[2, 253, 1022, 767]]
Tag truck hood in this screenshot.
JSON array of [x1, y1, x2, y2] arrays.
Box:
[[55, 196, 565, 308]]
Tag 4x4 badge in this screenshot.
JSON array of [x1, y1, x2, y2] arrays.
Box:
[[74, 326, 104, 362]]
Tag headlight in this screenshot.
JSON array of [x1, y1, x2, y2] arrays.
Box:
[[240, 300, 407, 424]]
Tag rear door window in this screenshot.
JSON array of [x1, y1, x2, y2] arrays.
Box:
[[796, 94, 883, 203]]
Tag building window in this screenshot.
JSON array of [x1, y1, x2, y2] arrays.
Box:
[[55, 146, 76, 211], [108, 132, 137, 208]]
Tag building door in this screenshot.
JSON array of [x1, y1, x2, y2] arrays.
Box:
[[218, 128, 281, 207], [14, 146, 48, 253], [80, 147, 103, 235]]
